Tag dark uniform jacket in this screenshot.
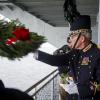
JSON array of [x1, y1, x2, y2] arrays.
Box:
[[36, 43, 100, 100]]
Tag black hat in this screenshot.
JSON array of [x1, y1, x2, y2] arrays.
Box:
[[70, 15, 91, 31]]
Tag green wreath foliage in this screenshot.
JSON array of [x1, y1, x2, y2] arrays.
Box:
[[0, 19, 46, 60]]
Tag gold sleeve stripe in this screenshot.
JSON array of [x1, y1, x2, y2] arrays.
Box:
[[97, 45, 100, 49]]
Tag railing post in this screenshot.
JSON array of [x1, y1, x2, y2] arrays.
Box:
[[35, 87, 37, 100], [53, 73, 55, 100]]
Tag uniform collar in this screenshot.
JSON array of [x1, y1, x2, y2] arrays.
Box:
[[82, 43, 92, 52]]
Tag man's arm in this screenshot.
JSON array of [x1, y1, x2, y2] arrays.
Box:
[[36, 50, 72, 66]]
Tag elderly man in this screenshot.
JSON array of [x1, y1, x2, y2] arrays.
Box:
[[35, 15, 100, 100]]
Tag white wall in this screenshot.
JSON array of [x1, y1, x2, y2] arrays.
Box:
[[98, 1, 100, 44], [92, 24, 98, 44], [0, 3, 70, 48]]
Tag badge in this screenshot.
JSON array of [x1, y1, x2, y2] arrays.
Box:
[[81, 57, 89, 65]]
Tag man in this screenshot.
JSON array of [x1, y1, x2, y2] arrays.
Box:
[[35, 15, 100, 100]]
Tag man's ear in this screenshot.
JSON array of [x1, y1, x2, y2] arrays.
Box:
[[81, 35, 85, 42]]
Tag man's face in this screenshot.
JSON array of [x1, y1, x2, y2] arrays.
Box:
[[67, 32, 82, 49]]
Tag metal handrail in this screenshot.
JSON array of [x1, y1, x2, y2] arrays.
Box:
[[25, 68, 59, 94], [31, 73, 58, 97]]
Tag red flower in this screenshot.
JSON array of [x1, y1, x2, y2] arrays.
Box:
[[13, 28, 30, 41], [6, 38, 18, 45]]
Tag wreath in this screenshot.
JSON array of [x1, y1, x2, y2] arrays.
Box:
[[0, 19, 46, 60]]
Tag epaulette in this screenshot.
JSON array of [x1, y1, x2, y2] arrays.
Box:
[[97, 45, 100, 49]]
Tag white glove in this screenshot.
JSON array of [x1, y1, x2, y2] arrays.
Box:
[[33, 51, 38, 59]]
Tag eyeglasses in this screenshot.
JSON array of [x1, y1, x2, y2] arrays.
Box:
[[69, 33, 78, 38]]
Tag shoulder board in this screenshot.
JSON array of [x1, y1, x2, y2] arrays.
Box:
[[97, 45, 100, 49]]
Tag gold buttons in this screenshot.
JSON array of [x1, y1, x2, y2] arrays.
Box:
[[91, 77, 93, 79], [69, 61, 71, 64], [78, 66, 80, 69], [89, 66, 91, 69], [79, 61, 81, 64], [80, 56, 82, 58], [68, 66, 70, 69], [76, 76, 78, 80], [73, 55, 75, 57], [90, 55, 93, 58]]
